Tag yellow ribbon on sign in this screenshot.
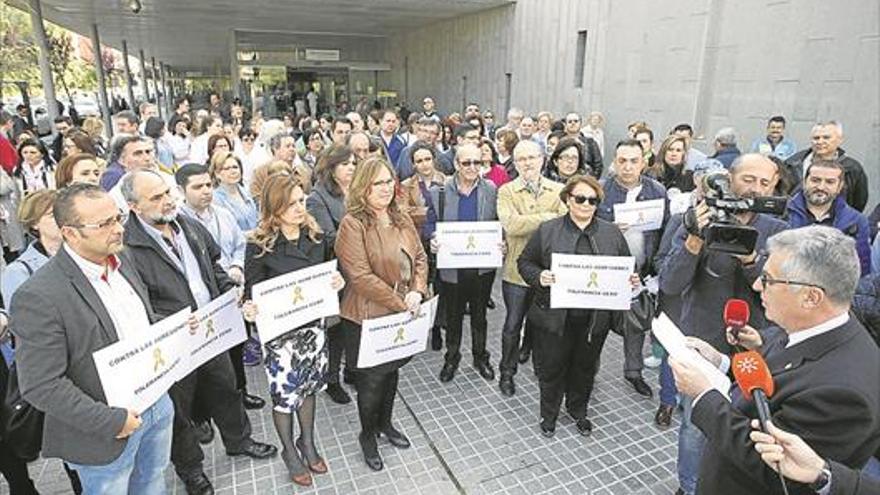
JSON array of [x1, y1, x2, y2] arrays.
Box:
[[587, 271, 599, 288], [393, 327, 405, 343], [205, 319, 215, 338], [466, 235, 476, 249], [292, 285, 304, 304], [153, 347, 166, 371]]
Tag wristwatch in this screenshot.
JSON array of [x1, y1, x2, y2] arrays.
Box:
[[808, 460, 832, 492]]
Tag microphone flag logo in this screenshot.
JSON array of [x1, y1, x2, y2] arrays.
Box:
[[736, 354, 759, 375]]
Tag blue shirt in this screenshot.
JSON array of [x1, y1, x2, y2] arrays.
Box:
[[750, 136, 797, 161], [457, 185, 479, 222], [213, 184, 258, 232], [180, 203, 245, 270]]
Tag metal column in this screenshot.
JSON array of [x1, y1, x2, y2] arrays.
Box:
[[160, 62, 170, 117], [122, 40, 136, 107], [139, 49, 150, 104], [89, 23, 113, 138], [27, 0, 59, 120], [151, 56, 162, 118]]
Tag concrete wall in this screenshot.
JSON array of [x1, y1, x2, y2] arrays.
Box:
[[385, 0, 880, 205]]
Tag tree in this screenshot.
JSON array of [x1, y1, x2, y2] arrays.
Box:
[[47, 26, 75, 103]]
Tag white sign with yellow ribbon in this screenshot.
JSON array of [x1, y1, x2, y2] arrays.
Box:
[[252, 260, 339, 344], [435, 221, 503, 269], [92, 308, 191, 413], [550, 253, 635, 310], [357, 296, 439, 368], [184, 289, 248, 373]]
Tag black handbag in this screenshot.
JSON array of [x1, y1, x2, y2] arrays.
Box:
[[1, 359, 44, 462], [621, 289, 657, 335]]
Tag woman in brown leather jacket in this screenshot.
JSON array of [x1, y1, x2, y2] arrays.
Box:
[[334, 156, 428, 472]]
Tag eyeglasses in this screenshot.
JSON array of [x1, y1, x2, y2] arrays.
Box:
[[758, 272, 824, 291], [458, 159, 481, 168], [557, 154, 579, 163], [571, 195, 600, 206], [70, 213, 125, 230], [414, 157, 434, 165], [566, 119, 581, 124]]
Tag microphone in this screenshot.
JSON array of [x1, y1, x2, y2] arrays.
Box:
[[724, 298, 750, 342], [732, 350, 789, 494]]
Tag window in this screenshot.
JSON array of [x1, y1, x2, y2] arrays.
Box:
[[574, 30, 588, 88]]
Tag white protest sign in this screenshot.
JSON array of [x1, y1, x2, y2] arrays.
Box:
[[184, 289, 247, 373], [651, 312, 731, 397], [357, 296, 439, 369], [252, 260, 340, 344], [668, 191, 693, 216], [550, 253, 635, 310], [93, 308, 191, 413], [613, 198, 665, 231], [436, 221, 503, 269]]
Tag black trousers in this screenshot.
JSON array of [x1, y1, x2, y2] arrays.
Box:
[[499, 281, 534, 378], [326, 322, 346, 384], [623, 324, 646, 379], [169, 353, 252, 479], [535, 314, 609, 424], [0, 439, 37, 495], [443, 270, 495, 365], [355, 369, 400, 436]]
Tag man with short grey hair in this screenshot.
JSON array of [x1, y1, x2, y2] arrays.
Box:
[[670, 225, 880, 495], [711, 127, 741, 169], [783, 120, 869, 212]]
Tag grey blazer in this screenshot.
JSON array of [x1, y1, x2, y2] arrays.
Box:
[[429, 175, 498, 284], [8, 247, 157, 465], [307, 182, 346, 249]]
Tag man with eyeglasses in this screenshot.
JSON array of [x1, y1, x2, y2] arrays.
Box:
[[669, 225, 880, 495], [659, 153, 788, 495], [121, 169, 277, 495], [597, 139, 669, 399], [563, 112, 604, 178], [496, 140, 568, 396], [8, 183, 175, 494], [430, 143, 500, 382]]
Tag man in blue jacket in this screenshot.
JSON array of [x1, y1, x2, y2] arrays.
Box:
[[786, 159, 871, 276]]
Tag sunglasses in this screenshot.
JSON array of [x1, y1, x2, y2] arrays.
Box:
[[571, 194, 599, 206]]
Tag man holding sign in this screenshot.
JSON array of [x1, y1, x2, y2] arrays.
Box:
[[518, 174, 638, 438], [430, 143, 502, 382], [122, 170, 276, 495], [596, 139, 669, 398], [9, 184, 174, 494]]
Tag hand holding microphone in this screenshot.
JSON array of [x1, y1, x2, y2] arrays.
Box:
[[725, 299, 763, 351]]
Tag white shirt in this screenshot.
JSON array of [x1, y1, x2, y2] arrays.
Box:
[[64, 244, 151, 341], [786, 312, 849, 348]]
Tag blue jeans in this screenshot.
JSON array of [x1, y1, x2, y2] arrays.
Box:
[[69, 393, 174, 495], [677, 395, 705, 495], [659, 352, 678, 407], [862, 456, 880, 481]]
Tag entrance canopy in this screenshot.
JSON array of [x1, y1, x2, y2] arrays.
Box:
[[9, 0, 513, 73]]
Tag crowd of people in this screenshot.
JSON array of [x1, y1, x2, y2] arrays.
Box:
[[0, 92, 879, 495]]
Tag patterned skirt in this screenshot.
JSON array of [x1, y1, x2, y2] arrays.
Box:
[[263, 325, 329, 413]]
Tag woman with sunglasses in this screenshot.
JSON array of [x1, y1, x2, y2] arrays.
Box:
[[518, 174, 638, 438], [335, 156, 428, 471], [429, 143, 499, 382], [236, 127, 270, 189]]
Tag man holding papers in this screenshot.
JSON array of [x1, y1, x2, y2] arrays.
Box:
[[242, 174, 345, 487], [597, 138, 669, 399], [430, 143, 500, 383], [9, 184, 173, 494], [518, 174, 637, 438], [121, 170, 276, 495]]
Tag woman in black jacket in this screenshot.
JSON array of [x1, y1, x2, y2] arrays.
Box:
[[518, 174, 637, 438], [242, 174, 345, 487]]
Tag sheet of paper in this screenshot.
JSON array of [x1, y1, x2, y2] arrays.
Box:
[[652, 312, 731, 397], [613, 198, 665, 231], [436, 221, 503, 269], [93, 308, 191, 413], [357, 296, 439, 369], [183, 289, 247, 373], [252, 260, 340, 344], [550, 253, 635, 310], [668, 191, 693, 216]]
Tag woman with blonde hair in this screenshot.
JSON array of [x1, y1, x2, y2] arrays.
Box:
[[648, 134, 695, 192], [335, 157, 428, 471], [209, 151, 258, 231], [242, 174, 345, 487]]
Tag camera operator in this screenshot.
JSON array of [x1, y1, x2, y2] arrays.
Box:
[[658, 153, 788, 495]]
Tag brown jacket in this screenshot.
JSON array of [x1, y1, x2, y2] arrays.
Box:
[[399, 171, 446, 236], [335, 212, 428, 324]]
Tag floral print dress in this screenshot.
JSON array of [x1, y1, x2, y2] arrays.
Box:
[[264, 324, 328, 412]]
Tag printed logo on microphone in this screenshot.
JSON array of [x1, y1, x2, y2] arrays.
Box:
[[736, 355, 759, 375]]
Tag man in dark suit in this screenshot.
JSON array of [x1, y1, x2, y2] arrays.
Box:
[[120, 170, 276, 495], [671, 225, 880, 495], [9, 183, 174, 493]]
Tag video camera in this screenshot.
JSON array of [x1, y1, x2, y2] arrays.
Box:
[[696, 172, 786, 255]]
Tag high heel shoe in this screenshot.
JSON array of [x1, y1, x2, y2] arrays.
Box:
[[296, 437, 328, 474], [280, 448, 312, 487]]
